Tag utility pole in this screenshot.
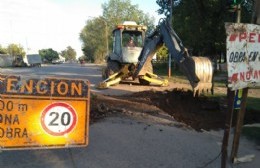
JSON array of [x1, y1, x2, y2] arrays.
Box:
[[99, 17, 109, 56], [168, 0, 173, 78], [102, 18, 109, 56], [106, 22, 108, 56], [236, 4, 241, 23]]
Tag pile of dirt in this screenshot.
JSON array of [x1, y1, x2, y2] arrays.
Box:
[[118, 89, 226, 131], [90, 89, 259, 131]]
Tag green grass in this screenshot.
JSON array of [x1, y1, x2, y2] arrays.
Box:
[[242, 97, 260, 144], [153, 62, 184, 77], [153, 62, 196, 85], [246, 97, 260, 111], [242, 127, 260, 145], [153, 61, 260, 110], [153, 62, 227, 87]]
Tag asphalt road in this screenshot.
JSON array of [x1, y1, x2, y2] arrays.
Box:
[[0, 62, 195, 96], [0, 63, 259, 168], [0, 63, 102, 84]]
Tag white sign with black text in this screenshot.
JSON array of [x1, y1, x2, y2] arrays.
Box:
[[226, 23, 260, 90]]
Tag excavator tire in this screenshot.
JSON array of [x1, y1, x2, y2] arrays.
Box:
[[103, 60, 121, 85], [138, 61, 153, 85]]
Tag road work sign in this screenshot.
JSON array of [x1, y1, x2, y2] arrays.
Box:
[[225, 23, 260, 90], [0, 74, 90, 150]]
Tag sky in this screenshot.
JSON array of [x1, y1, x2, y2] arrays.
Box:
[[0, 0, 162, 58]]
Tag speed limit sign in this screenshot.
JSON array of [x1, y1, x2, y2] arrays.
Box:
[[0, 76, 90, 150], [41, 102, 77, 136]]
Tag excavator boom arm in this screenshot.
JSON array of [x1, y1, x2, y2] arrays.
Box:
[[134, 20, 213, 95]]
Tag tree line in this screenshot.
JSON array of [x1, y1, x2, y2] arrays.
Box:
[[0, 44, 77, 63], [79, 0, 156, 63], [80, 0, 257, 63], [156, 0, 255, 60]]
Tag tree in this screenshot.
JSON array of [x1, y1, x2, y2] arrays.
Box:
[[156, 0, 252, 57], [39, 48, 59, 63], [80, 0, 155, 63], [61, 46, 77, 61], [156, 0, 176, 18], [0, 45, 7, 54], [78, 55, 87, 62], [6, 44, 26, 57], [252, 0, 260, 24], [156, 45, 168, 61], [80, 18, 105, 63], [102, 0, 155, 33]]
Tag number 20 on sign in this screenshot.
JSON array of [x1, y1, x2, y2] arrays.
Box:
[[41, 102, 77, 136]]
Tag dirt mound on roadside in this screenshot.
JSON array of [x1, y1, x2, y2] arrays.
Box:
[[120, 89, 226, 131], [90, 89, 259, 131]]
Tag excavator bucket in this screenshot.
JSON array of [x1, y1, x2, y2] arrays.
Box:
[[157, 20, 213, 95], [191, 56, 213, 95], [179, 56, 213, 96]]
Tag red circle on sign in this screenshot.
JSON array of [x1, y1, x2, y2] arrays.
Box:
[[41, 102, 77, 136]]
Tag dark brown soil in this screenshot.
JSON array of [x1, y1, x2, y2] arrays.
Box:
[[90, 89, 260, 131]]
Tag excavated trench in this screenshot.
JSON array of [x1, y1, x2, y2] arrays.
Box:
[[90, 89, 260, 131]]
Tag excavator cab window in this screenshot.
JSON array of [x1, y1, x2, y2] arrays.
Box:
[[112, 29, 144, 58], [112, 30, 122, 56], [122, 31, 143, 48]]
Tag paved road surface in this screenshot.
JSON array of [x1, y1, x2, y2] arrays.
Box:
[[0, 63, 195, 96], [0, 63, 259, 168], [0, 116, 259, 168]]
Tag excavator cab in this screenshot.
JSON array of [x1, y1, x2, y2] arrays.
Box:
[[99, 21, 160, 87], [110, 21, 146, 64], [98, 21, 168, 89]]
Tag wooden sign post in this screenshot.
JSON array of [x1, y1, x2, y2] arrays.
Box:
[[230, 88, 248, 162], [222, 22, 260, 167]]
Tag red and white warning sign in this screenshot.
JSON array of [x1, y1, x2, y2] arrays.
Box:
[[225, 23, 260, 90], [41, 102, 77, 136]]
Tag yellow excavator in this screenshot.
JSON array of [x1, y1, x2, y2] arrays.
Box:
[[97, 20, 213, 95]]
